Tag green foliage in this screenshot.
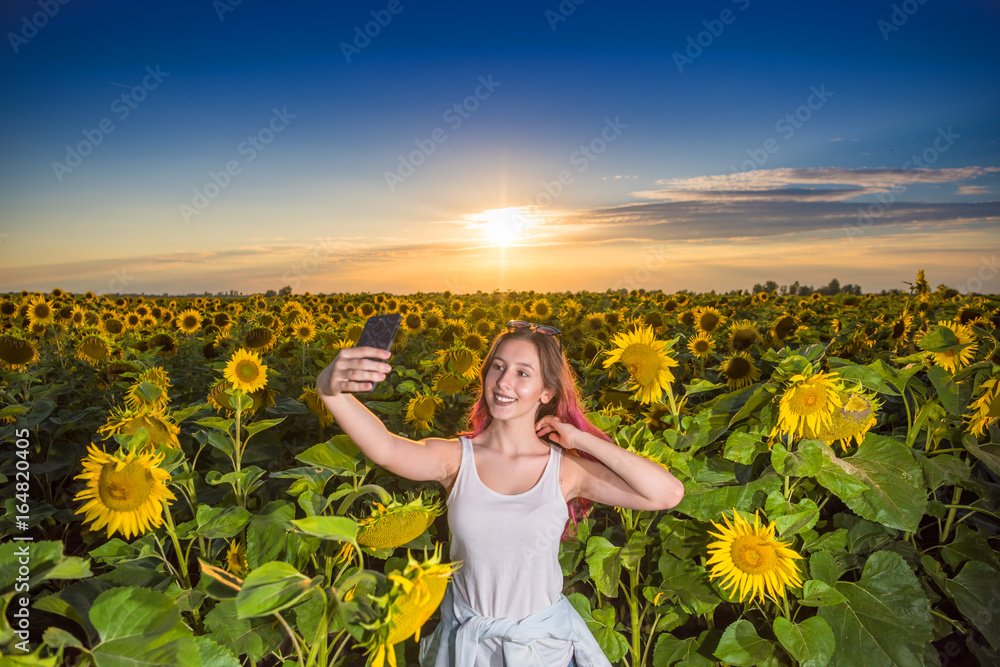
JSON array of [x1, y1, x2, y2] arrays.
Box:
[[2, 288, 998, 665]]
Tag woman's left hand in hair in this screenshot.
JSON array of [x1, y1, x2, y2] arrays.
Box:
[[534, 414, 581, 449]]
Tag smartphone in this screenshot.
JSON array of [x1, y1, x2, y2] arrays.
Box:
[[356, 314, 401, 389]]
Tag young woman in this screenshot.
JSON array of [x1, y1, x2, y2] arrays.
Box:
[[316, 320, 684, 667]]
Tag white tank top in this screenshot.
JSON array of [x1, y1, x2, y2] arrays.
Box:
[[446, 435, 575, 667]]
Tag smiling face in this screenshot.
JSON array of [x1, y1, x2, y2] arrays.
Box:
[[484, 338, 555, 421]]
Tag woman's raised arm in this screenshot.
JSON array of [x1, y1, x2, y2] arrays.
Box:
[[316, 347, 459, 484]]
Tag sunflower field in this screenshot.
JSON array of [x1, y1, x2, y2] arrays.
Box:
[[2, 273, 999, 666]]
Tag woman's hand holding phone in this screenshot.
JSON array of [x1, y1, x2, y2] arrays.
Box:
[[316, 347, 393, 397]]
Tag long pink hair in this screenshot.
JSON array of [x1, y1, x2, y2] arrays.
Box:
[[458, 326, 610, 540]]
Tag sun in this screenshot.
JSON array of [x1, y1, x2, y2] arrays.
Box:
[[471, 207, 529, 246]]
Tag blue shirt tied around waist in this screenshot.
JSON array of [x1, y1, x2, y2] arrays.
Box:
[[418, 581, 612, 667]]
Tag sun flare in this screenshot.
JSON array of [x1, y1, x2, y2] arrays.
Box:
[[471, 207, 529, 246]]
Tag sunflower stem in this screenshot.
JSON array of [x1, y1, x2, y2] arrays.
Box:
[[641, 613, 661, 667], [628, 568, 641, 666], [274, 611, 305, 667], [162, 504, 190, 588], [940, 485, 963, 543], [664, 381, 684, 435], [234, 391, 245, 507]]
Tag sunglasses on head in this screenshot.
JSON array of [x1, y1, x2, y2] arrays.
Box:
[[506, 320, 562, 349]]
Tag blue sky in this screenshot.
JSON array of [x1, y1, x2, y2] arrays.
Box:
[[1, 0, 997, 295]]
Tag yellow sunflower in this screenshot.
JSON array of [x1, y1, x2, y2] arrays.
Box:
[[802, 389, 881, 450], [965, 377, 1000, 437], [223, 348, 268, 393], [367, 544, 459, 667], [772, 314, 799, 341], [402, 311, 423, 334], [208, 380, 274, 417], [175, 308, 202, 334], [73, 444, 176, 540], [225, 539, 249, 577], [435, 345, 480, 380], [357, 495, 444, 550], [0, 299, 18, 319], [719, 352, 761, 391], [291, 318, 316, 343], [98, 406, 181, 450], [405, 392, 445, 433], [69, 305, 87, 326], [727, 320, 759, 352], [0, 334, 40, 369], [531, 298, 552, 320], [687, 332, 716, 359], [603, 325, 680, 405], [124, 367, 172, 413], [695, 306, 725, 335], [770, 371, 846, 444], [560, 299, 583, 321], [299, 386, 335, 427], [243, 326, 276, 353], [26, 295, 54, 327], [920, 321, 978, 375], [706, 510, 804, 605], [76, 334, 112, 364], [433, 372, 469, 396]]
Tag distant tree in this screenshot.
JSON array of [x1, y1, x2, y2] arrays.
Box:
[[779, 285, 788, 295], [278, 285, 293, 297], [264, 289, 277, 297], [798, 285, 814, 296], [764, 280, 779, 293]]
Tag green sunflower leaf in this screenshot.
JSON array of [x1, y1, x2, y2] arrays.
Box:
[[773, 616, 835, 667], [714, 619, 775, 666], [585, 536, 622, 598], [809, 436, 926, 532], [945, 560, 1000, 650], [653, 631, 714, 667], [566, 593, 628, 663], [88, 586, 200, 666], [196, 505, 253, 540], [235, 562, 322, 619], [765, 490, 819, 536], [818, 550, 933, 667], [291, 515, 358, 544]]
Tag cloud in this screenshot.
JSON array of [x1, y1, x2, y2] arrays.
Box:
[[957, 185, 991, 195], [633, 167, 1000, 202]]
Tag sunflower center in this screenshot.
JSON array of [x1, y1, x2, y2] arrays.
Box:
[[790, 385, 827, 413], [449, 351, 474, 375], [235, 359, 260, 383], [98, 461, 155, 512], [414, 398, 437, 421], [620, 343, 659, 385], [842, 394, 871, 415], [730, 534, 778, 574], [727, 357, 751, 379]]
